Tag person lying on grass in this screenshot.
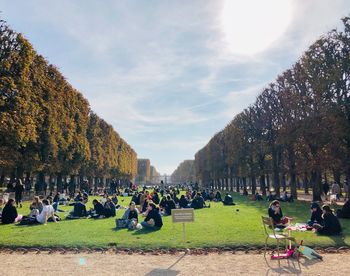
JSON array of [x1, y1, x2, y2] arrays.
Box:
[[141, 202, 163, 230], [313, 205, 342, 235], [308, 202, 324, 227], [223, 193, 235, 205], [268, 200, 289, 227], [1, 198, 23, 224]]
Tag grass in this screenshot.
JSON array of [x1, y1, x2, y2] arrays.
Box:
[[0, 193, 349, 249]]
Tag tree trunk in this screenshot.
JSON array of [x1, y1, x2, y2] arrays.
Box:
[[242, 177, 247, 192], [57, 173, 63, 193], [236, 177, 240, 193], [266, 174, 270, 191], [311, 169, 322, 201], [303, 172, 309, 194], [49, 174, 55, 193], [0, 174, 4, 187], [281, 174, 286, 192], [260, 175, 266, 196], [333, 169, 341, 185], [287, 146, 297, 199], [251, 176, 256, 194], [272, 148, 280, 197]]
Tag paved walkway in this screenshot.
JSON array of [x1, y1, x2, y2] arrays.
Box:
[[1, 252, 349, 276]]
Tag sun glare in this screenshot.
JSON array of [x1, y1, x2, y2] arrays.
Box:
[[220, 0, 293, 56]]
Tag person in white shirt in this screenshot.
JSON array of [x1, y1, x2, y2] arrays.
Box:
[[36, 199, 57, 224]]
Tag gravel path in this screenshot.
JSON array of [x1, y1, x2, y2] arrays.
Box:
[[1, 252, 349, 276]]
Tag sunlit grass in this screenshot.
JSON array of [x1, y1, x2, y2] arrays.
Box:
[[0, 193, 349, 249]]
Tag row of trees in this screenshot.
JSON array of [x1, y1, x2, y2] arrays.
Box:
[[0, 20, 137, 192], [195, 16, 350, 201], [171, 160, 195, 184]]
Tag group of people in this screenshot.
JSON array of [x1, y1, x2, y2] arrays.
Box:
[[322, 181, 349, 202], [268, 199, 350, 236]]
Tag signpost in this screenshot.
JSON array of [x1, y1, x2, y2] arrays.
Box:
[[171, 208, 194, 242]]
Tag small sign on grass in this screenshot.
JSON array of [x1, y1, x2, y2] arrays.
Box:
[[171, 208, 194, 242]]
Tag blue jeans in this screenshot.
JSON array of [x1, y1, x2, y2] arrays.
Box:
[[141, 221, 154, 229]]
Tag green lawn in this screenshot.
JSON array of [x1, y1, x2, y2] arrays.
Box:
[[0, 193, 349, 249]]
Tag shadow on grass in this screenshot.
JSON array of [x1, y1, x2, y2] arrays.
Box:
[[132, 228, 161, 235]]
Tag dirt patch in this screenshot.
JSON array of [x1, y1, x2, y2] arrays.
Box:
[[1, 252, 350, 276]]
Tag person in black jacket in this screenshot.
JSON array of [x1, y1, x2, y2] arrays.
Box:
[[141, 202, 163, 230], [215, 191, 222, 202], [313, 205, 341, 235], [91, 199, 105, 218], [179, 195, 189, 208], [104, 198, 116, 218], [67, 198, 87, 219], [165, 195, 176, 215], [152, 192, 160, 205], [336, 199, 350, 219], [308, 202, 324, 226], [2, 199, 22, 224], [268, 200, 289, 226], [223, 193, 235, 205]]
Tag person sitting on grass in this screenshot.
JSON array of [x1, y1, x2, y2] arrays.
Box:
[[280, 191, 293, 202], [252, 192, 263, 201], [122, 201, 139, 229], [141, 202, 163, 230], [159, 196, 167, 212], [104, 197, 116, 218], [1, 199, 23, 224], [242, 187, 248, 196], [313, 205, 341, 235], [209, 190, 215, 201], [215, 191, 222, 202], [152, 191, 160, 205], [266, 191, 275, 202], [191, 193, 210, 209], [165, 195, 176, 215], [179, 194, 189, 208], [223, 193, 235, 205], [74, 192, 83, 202], [308, 202, 324, 226], [336, 198, 350, 219], [29, 196, 43, 217], [0, 198, 5, 220], [268, 200, 289, 227], [66, 198, 87, 219], [90, 199, 105, 218], [36, 199, 58, 224]]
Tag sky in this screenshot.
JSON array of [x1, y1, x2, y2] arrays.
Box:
[[0, 0, 349, 175]]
